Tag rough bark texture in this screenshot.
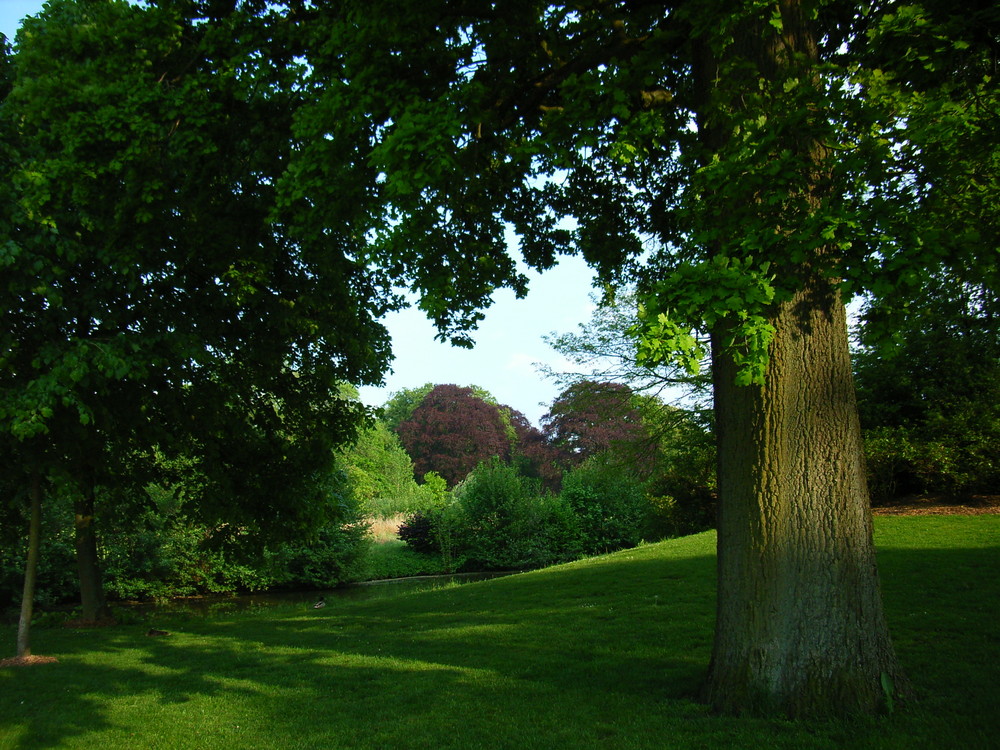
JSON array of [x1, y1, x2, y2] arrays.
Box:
[[691, 0, 908, 716], [16, 475, 42, 658], [75, 485, 108, 622], [705, 281, 906, 716]]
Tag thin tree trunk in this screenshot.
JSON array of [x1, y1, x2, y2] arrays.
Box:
[[705, 280, 907, 716], [16, 474, 43, 658], [75, 483, 108, 622]]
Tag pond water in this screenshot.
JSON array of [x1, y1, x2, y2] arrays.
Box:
[[122, 571, 516, 616]]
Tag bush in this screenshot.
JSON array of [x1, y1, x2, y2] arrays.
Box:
[[103, 517, 221, 601], [560, 457, 645, 554], [641, 474, 717, 539], [863, 426, 997, 504], [1, 493, 79, 612], [643, 489, 716, 539], [3, 465, 376, 612], [268, 521, 372, 590], [497, 492, 581, 570], [393, 472, 451, 555], [397, 502, 469, 573], [397, 511, 437, 554], [451, 458, 581, 570]]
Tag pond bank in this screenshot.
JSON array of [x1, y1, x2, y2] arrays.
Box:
[[118, 570, 518, 616]]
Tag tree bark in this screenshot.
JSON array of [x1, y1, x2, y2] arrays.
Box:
[[705, 280, 907, 716], [695, 0, 907, 716], [16, 474, 43, 658], [75, 483, 108, 622]]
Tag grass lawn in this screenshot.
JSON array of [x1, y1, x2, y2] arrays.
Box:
[[360, 514, 454, 581], [360, 537, 453, 580], [2, 515, 998, 749]]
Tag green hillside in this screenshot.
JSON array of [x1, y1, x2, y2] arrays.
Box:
[[3, 515, 998, 749]]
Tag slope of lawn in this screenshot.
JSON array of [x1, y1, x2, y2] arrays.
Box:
[[2, 515, 998, 749]]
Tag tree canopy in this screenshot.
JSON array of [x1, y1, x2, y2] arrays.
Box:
[[396, 384, 511, 487], [542, 381, 649, 468], [269, 0, 998, 716], [0, 0, 396, 639], [1, 0, 392, 509], [339, 421, 433, 517], [3, 0, 997, 716]]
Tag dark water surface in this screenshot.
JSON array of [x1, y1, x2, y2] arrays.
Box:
[[123, 571, 516, 616]]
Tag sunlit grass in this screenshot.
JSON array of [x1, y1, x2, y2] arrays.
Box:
[[2, 516, 998, 749], [360, 539, 451, 580], [360, 513, 453, 579], [359, 513, 467, 580]]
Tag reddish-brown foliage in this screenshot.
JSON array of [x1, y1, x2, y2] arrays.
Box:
[[397, 384, 511, 487]]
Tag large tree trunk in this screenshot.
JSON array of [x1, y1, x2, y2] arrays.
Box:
[[690, 0, 908, 716], [704, 280, 906, 716], [16, 474, 43, 658], [75, 483, 108, 622]]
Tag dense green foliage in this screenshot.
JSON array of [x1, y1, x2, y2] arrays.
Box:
[[270, 0, 995, 382], [3, 516, 998, 748], [399, 455, 660, 571], [855, 276, 1000, 502], [395, 511, 439, 556], [561, 457, 647, 555], [448, 459, 581, 570], [1, 474, 371, 610], [1, 0, 389, 479], [338, 422, 437, 518]]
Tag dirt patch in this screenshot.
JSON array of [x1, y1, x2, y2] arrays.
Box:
[[872, 495, 1000, 517], [0, 655, 59, 668]]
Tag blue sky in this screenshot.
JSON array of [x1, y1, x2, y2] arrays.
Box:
[[0, 1, 42, 42], [1, 2, 600, 426], [360, 260, 597, 425]]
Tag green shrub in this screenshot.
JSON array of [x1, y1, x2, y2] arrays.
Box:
[[3, 467, 375, 611], [1, 494, 79, 612], [642, 488, 717, 539], [451, 458, 580, 570], [862, 425, 997, 504], [864, 427, 921, 504], [430, 500, 466, 572], [396, 501, 470, 573], [639, 414, 718, 539], [500, 492, 581, 569], [560, 457, 645, 554], [268, 521, 372, 589]]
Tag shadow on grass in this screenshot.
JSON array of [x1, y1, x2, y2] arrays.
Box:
[[2, 524, 998, 749]]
